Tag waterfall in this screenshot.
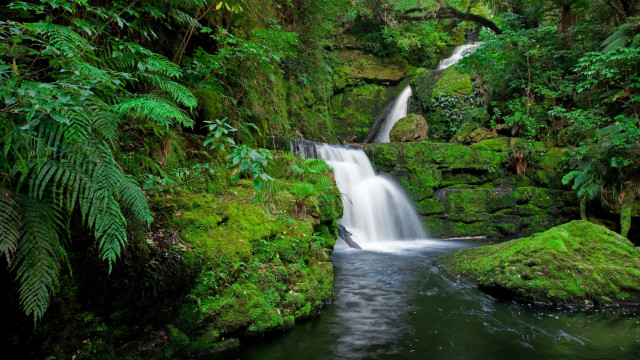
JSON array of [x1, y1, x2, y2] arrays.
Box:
[[316, 143, 427, 249], [373, 85, 412, 143], [436, 42, 482, 71]]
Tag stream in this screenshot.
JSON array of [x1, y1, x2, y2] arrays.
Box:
[[213, 240, 640, 360]]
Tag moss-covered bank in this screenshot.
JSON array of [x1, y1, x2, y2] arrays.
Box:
[[440, 221, 640, 305], [8, 147, 343, 360], [364, 142, 578, 238]]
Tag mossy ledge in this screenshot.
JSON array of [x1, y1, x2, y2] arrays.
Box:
[[440, 221, 640, 306]]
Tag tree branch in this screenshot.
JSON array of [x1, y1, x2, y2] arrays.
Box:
[[401, 5, 502, 34]]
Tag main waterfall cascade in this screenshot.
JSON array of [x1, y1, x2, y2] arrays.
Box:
[[373, 85, 413, 143], [316, 143, 427, 249]]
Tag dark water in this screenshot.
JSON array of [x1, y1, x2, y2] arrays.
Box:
[[213, 240, 640, 360]]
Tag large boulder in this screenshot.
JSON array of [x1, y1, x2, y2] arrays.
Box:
[[389, 114, 428, 142], [440, 220, 640, 306]]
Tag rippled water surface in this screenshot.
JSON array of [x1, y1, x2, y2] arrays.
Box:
[[212, 240, 640, 360]]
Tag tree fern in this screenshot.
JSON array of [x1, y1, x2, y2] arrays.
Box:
[[601, 19, 640, 52]]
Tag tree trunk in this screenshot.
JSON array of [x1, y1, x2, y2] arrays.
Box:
[[580, 196, 587, 220], [559, 5, 573, 34]]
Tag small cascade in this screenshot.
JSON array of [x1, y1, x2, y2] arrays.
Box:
[[289, 139, 318, 159], [316, 143, 426, 248], [436, 41, 482, 71], [373, 85, 413, 143]]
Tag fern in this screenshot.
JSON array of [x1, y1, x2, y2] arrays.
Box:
[[0, 189, 20, 263], [139, 73, 198, 109], [12, 197, 64, 322], [601, 19, 640, 52], [112, 96, 195, 128]]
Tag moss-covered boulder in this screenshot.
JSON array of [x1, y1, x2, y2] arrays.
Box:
[[441, 221, 640, 305], [432, 67, 472, 97], [390, 114, 428, 142]]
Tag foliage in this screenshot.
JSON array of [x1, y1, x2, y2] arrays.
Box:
[[143, 163, 215, 195], [0, 0, 201, 321], [203, 118, 236, 151], [226, 145, 274, 189]]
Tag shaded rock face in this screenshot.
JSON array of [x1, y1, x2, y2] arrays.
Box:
[[364, 142, 579, 239], [453, 122, 497, 144], [440, 220, 640, 306], [335, 50, 407, 84], [390, 114, 428, 142]]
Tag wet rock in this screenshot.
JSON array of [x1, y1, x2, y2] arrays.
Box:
[[389, 114, 428, 142]]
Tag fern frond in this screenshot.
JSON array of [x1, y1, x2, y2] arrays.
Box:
[[118, 175, 153, 226], [25, 22, 92, 57], [93, 195, 127, 270], [168, 8, 203, 28], [142, 54, 183, 78], [0, 188, 20, 263], [86, 98, 120, 141], [111, 96, 194, 128], [13, 196, 63, 322], [138, 73, 198, 109]]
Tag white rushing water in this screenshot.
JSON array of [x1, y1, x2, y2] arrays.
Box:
[[436, 42, 482, 71], [317, 143, 427, 250], [374, 85, 412, 143]]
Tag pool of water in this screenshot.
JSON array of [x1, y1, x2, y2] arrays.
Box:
[[211, 240, 640, 360]]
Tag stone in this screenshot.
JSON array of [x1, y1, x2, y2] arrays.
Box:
[[389, 114, 428, 142], [453, 122, 497, 144], [441, 221, 640, 306]]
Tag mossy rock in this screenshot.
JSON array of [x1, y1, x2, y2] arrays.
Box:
[[441, 220, 640, 305], [329, 83, 406, 142], [453, 122, 498, 145], [410, 69, 436, 112], [389, 114, 428, 143], [470, 137, 510, 151], [335, 50, 407, 83], [432, 67, 472, 97]]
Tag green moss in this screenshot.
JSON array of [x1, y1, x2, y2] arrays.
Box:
[[194, 88, 224, 122], [470, 137, 510, 151], [389, 114, 428, 142], [433, 67, 472, 97], [157, 154, 343, 357], [441, 221, 640, 305], [335, 50, 408, 82]]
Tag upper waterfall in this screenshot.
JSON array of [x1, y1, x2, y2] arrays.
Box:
[[373, 85, 412, 143], [437, 42, 482, 71], [316, 143, 427, 249]]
